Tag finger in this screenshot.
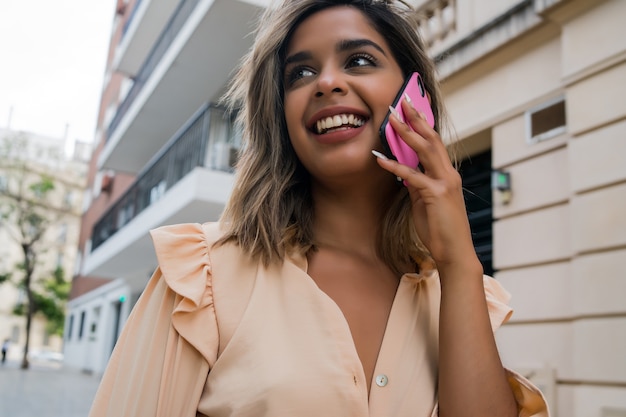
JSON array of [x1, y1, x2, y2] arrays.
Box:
[[399, 97, 440, 144], [398, 99, 453, 174], [372, 150, 432, 189], [387, 113, 445, 176]]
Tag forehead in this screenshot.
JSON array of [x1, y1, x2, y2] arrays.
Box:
[[286, 6, 387, 54]]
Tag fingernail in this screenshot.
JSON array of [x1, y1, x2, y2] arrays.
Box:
[[404, 93, 413, 105], [418, 111, 427, 121], [371, 150, 390, 161], [388, 105, 402, 121]]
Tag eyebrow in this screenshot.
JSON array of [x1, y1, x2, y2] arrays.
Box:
[[284, 38, 387, 66], [337, 38, 386, 56]]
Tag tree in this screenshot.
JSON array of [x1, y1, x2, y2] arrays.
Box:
[[13, 266, 70, 337], [0, 134, 71, 369]]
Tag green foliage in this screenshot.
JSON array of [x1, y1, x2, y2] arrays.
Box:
[[12, 302, 26, 316], [37, 266, 70, 336], [29, 175, 55, 197], [9, 267, 69, 337]]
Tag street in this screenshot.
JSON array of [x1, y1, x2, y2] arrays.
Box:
[[0, 360, 101, 417]]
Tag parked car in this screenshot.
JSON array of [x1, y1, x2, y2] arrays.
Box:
[[28, 349, 64, 363]]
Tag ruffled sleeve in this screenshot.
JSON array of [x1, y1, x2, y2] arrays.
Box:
[[150, 222, 219, 367], [483, 275, 514, 332], [484, 275, 551, 416], [88, 223, 219, 417]]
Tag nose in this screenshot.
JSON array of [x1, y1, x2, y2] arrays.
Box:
[[315, 67, 348, 98]]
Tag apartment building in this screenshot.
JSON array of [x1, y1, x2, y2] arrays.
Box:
[[66, 0, 626, 415], [0, 129, 88, 363]]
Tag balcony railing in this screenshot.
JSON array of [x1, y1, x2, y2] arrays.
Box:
[[92, 104, 239, 251], [417, 0, 456, 49], [108, 0, 201, 141]]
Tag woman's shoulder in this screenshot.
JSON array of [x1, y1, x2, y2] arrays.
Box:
[[149, 221, 253, 274], [149, 222, 237, 294], [150, 222, 226, 247]]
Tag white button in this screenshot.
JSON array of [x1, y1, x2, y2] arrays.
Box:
[[375, 374, 388, 387]]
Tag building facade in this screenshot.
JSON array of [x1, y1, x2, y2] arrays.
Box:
[[0, 129, 88, 363], [67, 0, 626, 415]]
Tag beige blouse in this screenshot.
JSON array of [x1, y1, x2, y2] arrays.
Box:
[[89, 222, 549, 417]]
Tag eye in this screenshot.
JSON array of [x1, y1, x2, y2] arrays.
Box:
[[346, 53, 377, 69], [285, 66, 315, 87]]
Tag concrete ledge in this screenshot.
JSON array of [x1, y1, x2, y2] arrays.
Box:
[[435, 0, 541, 79]]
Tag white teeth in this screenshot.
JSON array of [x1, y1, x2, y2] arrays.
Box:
[[315, 113, 365, 134]]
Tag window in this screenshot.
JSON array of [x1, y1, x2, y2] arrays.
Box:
[[74, 252, 83, 276], [78, 311, 86, 340], [58, 223, 68, 244], [63, 191, 73, 208], [67, 314, 74, 340], [82, 189, 92, 214], [119, 77, 134, 102], [149, 180, 166, 204], [103, 101, 118, 130], [526, 98, 566, 143], [93, 171, 104, 197], [208, 107, 239, 172]]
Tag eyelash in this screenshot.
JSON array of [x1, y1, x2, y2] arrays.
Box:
[[284, 52, 379, 87], [347, 53, 377, 68], [284, 66, 314, 86]]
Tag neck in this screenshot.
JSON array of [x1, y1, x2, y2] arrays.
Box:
[[310, 176, 398, 258]]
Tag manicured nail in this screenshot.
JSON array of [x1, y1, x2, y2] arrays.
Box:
[[404, 93, 413, 105], [418, 111, 427, 121], [371, 150, 389, 161], [388, 105, 402, 121]]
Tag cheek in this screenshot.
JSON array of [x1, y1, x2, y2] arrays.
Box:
[[373, 77, 404, 123], [366, 72, 402, 101]]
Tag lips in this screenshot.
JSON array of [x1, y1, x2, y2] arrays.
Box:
[[314, 113, 366, 134]]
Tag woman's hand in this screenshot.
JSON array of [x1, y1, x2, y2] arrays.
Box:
[[375, 98, 518, 416], [374, 97, 481, 275]]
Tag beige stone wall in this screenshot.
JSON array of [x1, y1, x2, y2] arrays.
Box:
[[441, 0, 626, 415]]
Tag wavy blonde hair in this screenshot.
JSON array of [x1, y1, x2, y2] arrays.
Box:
[[219, 0, 450, 275]]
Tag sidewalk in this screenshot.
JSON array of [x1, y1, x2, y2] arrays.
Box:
[[0, 359, 102, 417]]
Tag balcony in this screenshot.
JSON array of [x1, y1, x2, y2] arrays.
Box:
[[84, 104, 237, 286], [433, 0, 542, 79], [114, 0, 181, 76], [99, 0, 265, 174], [416, 0, 457, 54]]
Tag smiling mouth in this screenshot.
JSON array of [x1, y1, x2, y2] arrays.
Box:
[[314, 114, 366, 134]]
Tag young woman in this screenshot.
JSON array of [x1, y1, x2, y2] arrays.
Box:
[[89, 1, 549, 416]]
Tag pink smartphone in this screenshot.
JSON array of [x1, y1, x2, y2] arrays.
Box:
[[379, 72, 435, 169]]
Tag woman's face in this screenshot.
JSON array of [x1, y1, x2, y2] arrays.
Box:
[[283, 6, 404, 186]]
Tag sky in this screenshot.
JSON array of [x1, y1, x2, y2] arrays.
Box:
[[0, 0, 117, 146]]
